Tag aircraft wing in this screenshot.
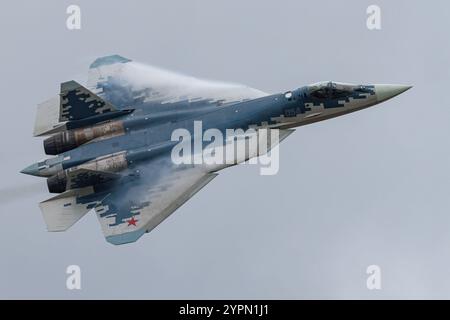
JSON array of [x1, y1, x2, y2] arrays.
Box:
[[38, 128, 294, 245], [90, 156, 217, 245], [87, 54, 268, 108]]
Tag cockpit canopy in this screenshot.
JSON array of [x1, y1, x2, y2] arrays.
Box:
[[308, 81, 360, 100]]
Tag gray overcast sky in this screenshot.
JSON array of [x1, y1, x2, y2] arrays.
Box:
[[0, 0, 449, 299]]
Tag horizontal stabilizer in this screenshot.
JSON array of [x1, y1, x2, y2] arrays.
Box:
[[33, 96, 67, 136], [39, 187, 97, 232]]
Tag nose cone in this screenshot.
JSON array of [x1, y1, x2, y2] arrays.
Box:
[[375, 84, 412, 103], [20, 163, 40, 176]]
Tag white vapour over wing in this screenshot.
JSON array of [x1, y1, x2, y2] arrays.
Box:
[[87, 55, 268, 105]]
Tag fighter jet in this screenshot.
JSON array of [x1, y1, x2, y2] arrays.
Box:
[[21, 55, 411, 245]]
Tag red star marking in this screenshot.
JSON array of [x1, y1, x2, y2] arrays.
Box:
[[127, 217, 138, 226]]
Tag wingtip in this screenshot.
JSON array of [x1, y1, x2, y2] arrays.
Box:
[[105, 229, 146, 245], [89, 55, 132, 69]]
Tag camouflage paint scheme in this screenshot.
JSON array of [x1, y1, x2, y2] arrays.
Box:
[[21, 55, 411, 245]]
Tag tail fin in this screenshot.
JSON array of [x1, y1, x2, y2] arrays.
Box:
[[59, 80, 118, 121], [39, 187, 97, 232], [33, 80, 131, 136]]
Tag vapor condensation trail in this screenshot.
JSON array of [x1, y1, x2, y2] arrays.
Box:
[[0, 182, 44, 205]]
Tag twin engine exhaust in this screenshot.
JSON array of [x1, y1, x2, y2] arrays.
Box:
[[43, 121, 125, 155], [45, 152, 128, 193]]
